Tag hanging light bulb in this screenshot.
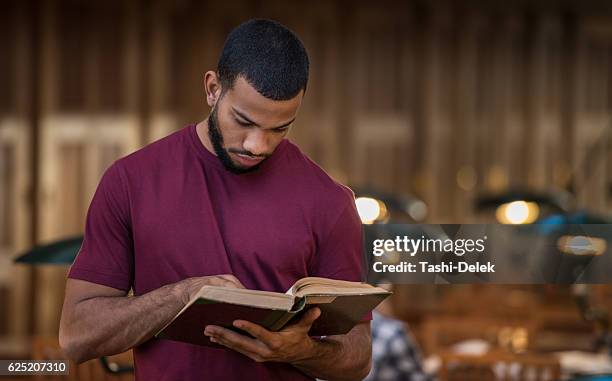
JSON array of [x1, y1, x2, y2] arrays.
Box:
[[355, 197, 389, 224], [495, 201, 539, 224]]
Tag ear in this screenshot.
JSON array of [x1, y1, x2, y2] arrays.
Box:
[[204, 71, 222, 107]]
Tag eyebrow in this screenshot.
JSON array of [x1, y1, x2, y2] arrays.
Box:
[[232, 107, 295, 130]]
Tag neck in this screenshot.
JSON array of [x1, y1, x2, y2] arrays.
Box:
[[195, 120, 217, 157]]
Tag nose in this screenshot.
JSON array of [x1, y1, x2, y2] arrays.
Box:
[[242, 129, 270, 156]]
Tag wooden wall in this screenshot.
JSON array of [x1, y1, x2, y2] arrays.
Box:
[[0, 0, 611, 338]]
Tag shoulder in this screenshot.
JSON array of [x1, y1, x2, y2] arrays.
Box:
[[116, 127, 188, 172], [282, 140, 355, 210], [372, 313, 406, 336], [104, 126, 197, 192]]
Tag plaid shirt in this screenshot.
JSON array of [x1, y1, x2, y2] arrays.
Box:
[[364, 312, 434, 381]]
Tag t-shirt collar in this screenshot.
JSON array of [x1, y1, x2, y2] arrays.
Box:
[[187, 123, 288, 175]]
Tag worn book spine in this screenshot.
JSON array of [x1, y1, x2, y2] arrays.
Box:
[[269, 310, 301, 331]]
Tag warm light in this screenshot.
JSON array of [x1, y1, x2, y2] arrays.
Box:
[[557, 235, 606, 256], [495, 201, 539, 224], [407, 200, 428, 221], [355, 197, 388, 224], [457, 166, 477, 191], [498, 327, 529, 353]]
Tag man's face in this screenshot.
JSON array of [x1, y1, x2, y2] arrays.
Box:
[[207, 76, 303, 174]]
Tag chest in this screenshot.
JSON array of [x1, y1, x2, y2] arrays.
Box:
[[131, 170, 316, 292]]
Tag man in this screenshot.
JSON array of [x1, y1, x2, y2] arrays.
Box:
[[365, 313, 433, 381], [59, 19, 372, 381]]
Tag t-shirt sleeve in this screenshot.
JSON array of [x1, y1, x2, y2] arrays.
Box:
[[67, 162, 134, 291], [312, 201, 365, 281], [312, 195, 372, 322]]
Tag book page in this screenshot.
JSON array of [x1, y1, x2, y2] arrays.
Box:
[[197, 286, 295, 310], [287, 277, 390, 298]]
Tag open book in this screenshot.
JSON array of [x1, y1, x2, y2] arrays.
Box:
[[155, 277, 391, 347]]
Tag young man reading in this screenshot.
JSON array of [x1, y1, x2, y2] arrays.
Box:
[[59, 19, 371, 381]]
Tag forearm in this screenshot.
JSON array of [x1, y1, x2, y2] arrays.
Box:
[[60, 282, 185, 363], [292, 325, 372, 381]]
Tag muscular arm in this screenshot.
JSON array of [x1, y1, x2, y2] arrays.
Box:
[[59, 275, 243, 363]]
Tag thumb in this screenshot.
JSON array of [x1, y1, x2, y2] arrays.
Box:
[[299, 307, 321, 327]]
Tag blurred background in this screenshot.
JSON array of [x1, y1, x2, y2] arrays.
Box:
[[1, 0, 612, 379]]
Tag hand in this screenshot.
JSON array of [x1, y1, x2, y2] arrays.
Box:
[[204, 307, 321, 364], [179, 275, 245, 304]]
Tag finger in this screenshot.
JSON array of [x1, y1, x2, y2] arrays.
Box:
[[206, 277, 231, 287], [294, 307, 321, 328], [209, 335, 265, 362], [204, 325, 269, 356], [206, 276, 244, 289], [233, 320, 275, 344], [218, 275, 245, 288]]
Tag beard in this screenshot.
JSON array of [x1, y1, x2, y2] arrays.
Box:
[[207, 105, 267, 174]]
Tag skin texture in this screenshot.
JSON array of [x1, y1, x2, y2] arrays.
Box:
[[59, 275, 245, 363], [205, 309, 372, 381], [59, 71, 372, 380]]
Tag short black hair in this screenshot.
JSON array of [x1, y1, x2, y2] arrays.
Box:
[[217, 19, 309, 101]]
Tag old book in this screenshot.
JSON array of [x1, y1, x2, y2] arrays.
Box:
[[155, 277, 390, 347]]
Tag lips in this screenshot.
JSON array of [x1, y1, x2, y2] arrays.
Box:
[[233, 152, 265, 167]]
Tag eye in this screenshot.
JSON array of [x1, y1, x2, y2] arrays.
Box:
[[274, 126, 290, 133], [235, 119, 253, 127]]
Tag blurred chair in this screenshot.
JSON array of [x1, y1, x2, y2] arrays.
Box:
[[439, 286, 538, 321], [422, 317, 535, 355], [438, 351, 561, 381], [31, 336, 133, 381]]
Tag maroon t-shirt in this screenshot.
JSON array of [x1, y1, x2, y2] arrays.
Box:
[[67, 124, 367, 380]]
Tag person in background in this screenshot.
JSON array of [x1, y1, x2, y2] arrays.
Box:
[[365, 285, 434, 381]]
